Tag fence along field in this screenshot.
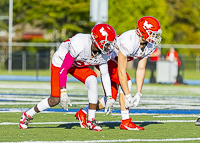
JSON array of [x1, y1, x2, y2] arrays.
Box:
[[0, 43, 200, 75], [0, 81, 200, 142]]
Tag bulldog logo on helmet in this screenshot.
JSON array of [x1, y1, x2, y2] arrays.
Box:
[[143, 20, 153, 29], [100, 27, 108, 36]]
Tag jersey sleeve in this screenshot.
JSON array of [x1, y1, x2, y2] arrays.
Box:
[[117, 32, 135, 57], [118, 41, 134, 57], [69, 35, 84, 58]]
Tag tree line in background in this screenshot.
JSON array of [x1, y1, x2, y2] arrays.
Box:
[[0, 0, 200, 56]]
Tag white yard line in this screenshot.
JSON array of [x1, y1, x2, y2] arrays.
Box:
[[0, 98, 43, 101], [1, 138, 200, 143], [154, 115, 199, 117], [0, 102, 39, 105], [0, 102, 89, 105]]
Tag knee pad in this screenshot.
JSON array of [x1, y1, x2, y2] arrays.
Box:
[[85, 75, 98, 104]]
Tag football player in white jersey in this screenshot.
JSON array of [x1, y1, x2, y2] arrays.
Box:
[[75, 16, 162, 130], [118, 16, 162, 130], [19, 23, 117, 131]]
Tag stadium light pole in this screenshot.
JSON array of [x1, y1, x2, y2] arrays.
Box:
[[8, 0, 13, 73], [90, 0, 108, 24]]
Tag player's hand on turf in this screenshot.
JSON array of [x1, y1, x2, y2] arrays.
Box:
[[60, 88, 72, 111], [105, 96, 115, 115], [132, 92, 142, 108], [125, 94, 134, 108]]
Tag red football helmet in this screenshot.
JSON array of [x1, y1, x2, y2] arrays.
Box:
[[136, 16, 162, 46], [91, 23, 117, 54]]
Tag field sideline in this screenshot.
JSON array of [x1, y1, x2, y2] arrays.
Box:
[[0, 81, 200, 142]]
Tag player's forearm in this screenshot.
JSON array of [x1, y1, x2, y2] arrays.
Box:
[[136, 68, 145, 93], [118, 50, 130, 95], [118, 70, 130, 95], [59, 53, 74, 88], [136, 58, 147, 93], [99, 64, 112, 97], [101, 73, 112, 97]]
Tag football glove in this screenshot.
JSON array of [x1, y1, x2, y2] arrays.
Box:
[[60, 88, 72, 111], [132, 92, 142, 108], [105, 96, 115, 115], [125, 94, 134, 108]]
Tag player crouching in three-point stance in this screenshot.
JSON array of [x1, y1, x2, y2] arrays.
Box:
[[76, 16, 162, 130], [19, 24, 117, 131]]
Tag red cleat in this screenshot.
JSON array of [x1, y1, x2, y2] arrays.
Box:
[[19, 112, 33, 129], [120, 118, 144, 130], [87, 118, 102, 131], [75, 109, 87, 128]]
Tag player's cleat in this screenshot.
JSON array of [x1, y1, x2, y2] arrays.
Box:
[[120, 118, 144, 130], [87, 118, 102, 131], [19, 112, 33, 129], [195, 118, 200, 126], [75, 109, 87, 128]]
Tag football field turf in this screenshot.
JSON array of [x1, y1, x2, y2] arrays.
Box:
[[0, 81, 200, 143]]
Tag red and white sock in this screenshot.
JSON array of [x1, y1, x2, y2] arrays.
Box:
[[121, 110, 129, 120], [88, 109, 96, 121]]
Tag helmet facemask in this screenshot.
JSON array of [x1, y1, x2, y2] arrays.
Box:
[[146, 29, 162, 46], [91, 34, 116, 55], [100, 35, 116, 54]]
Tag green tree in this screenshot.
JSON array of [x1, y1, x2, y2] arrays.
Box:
[[107, 0, 200, 56], [108, 0, 170, 44], [0, 0, 9, 32], [0, 0, 9, 70], [12, 0, 200, 46], [13, 0, 92, 42], [166, 0, 200, 44]]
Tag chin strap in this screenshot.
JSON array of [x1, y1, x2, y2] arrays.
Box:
[[140, 43, 147, 52]]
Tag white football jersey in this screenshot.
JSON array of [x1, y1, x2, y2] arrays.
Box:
[[114, 30, 155, 60], [52, 33, 112, 67]]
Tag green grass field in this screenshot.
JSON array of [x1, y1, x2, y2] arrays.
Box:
[[0, 81, 200, 142], [1, 113, 200, 143]]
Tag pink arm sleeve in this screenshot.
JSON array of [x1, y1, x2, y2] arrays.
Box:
[[59, 53, 74, 88]]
